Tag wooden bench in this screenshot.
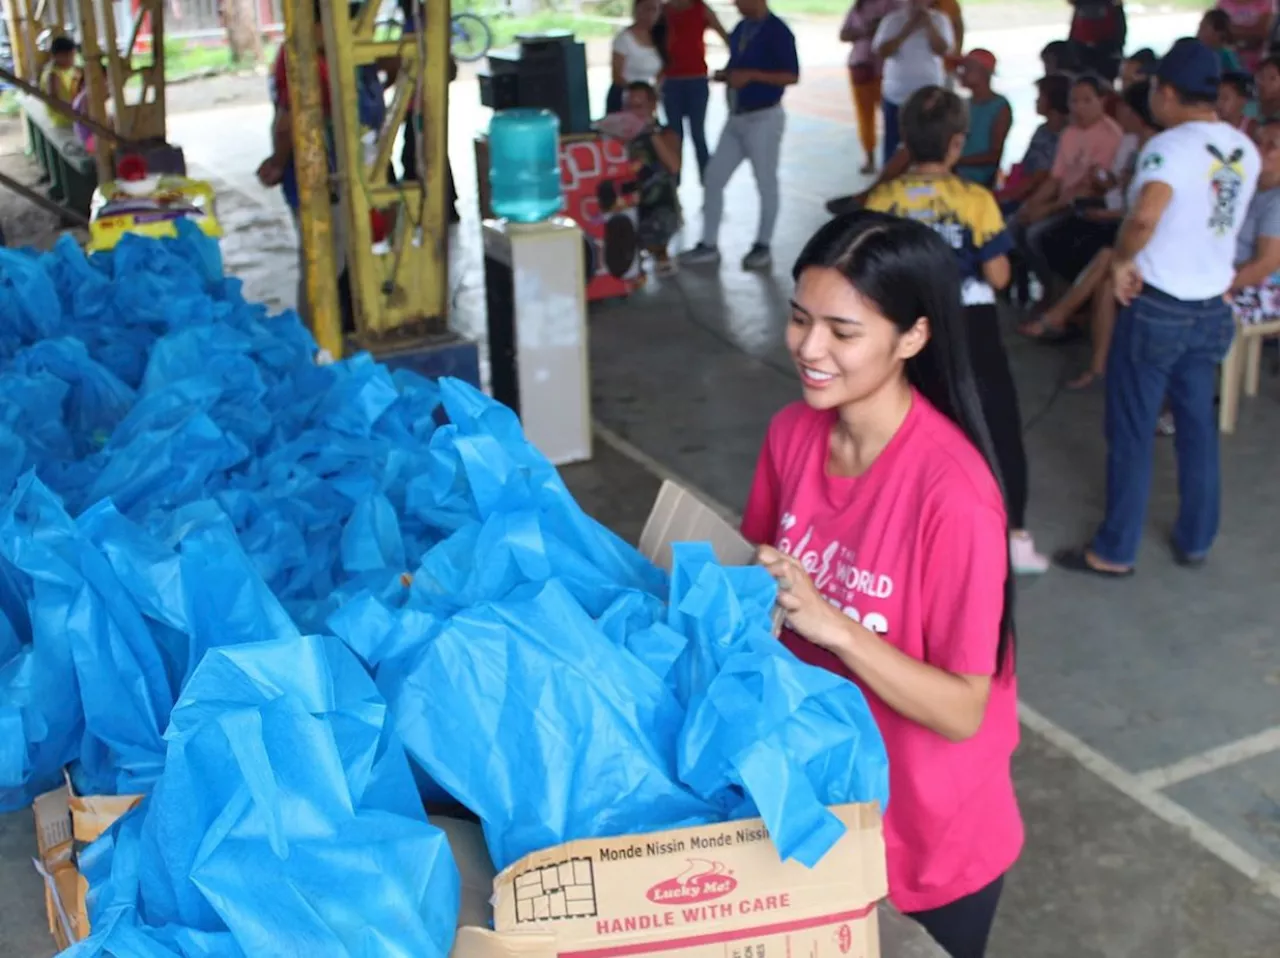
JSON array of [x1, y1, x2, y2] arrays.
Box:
[[17, 93, 97, 218]]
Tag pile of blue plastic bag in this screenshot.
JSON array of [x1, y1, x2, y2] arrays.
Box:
[[0, 225, 889, 957]]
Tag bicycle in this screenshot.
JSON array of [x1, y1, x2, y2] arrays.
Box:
[[450, 12, 492, 63], [373, 7, 492, 63]]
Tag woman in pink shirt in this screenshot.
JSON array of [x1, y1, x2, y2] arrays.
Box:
[[742, 211, 1022, 958], [1014, 74, 1124, 297]]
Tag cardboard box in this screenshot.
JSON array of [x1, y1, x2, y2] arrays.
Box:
[[640, 480, 784, 635], [451, 804, 887, 958], [31, 778, 144, 948]]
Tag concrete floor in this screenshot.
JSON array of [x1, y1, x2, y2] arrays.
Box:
[[4, 6, 1280, 957]]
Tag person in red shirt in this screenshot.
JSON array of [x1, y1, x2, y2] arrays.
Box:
[[742, 211, 1022, 958], [655, 0, 729, 178], [1067, 0, 1126, 82]]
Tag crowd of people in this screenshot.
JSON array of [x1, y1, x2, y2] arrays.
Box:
[[601, 14, 1276, 955], [603, 0, 1278, 573]]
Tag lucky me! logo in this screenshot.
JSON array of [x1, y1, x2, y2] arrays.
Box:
[[645, 861, 738, 905]]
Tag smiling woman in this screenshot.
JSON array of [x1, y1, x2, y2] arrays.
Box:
[[740, 212, 1022, 958]]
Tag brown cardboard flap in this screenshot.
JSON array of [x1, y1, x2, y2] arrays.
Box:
[[432, 815, 499, 931], [32, 785, 74, 865], [32, 778, 143, 951], [639, 481, 755, 571], [66, 779, 143, 844], [639, 480, 784, 635]]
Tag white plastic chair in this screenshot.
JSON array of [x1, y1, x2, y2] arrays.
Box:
[[1219, 317, 1280, 434]]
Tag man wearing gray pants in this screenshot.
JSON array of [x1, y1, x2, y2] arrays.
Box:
[[680, 0, 799, 272]]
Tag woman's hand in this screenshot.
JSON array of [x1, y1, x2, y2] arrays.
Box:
[[756, 545, 849, 652]]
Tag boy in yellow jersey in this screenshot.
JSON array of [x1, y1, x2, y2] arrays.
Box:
[[39, 36, 84, 129], [865, 84, 1050, 574]]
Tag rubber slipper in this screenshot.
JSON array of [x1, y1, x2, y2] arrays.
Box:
[[1052, 547, 1134, 578]]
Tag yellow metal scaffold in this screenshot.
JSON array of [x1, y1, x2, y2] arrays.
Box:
[[285, 0, 450, 359], [79, 0, 169, 181], [0, 0, 168, 186]]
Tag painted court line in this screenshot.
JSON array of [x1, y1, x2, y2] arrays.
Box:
[[1019, 706, 1280, 899], [593, 420, 1280, 902], [1135, 726, 1280, 792]]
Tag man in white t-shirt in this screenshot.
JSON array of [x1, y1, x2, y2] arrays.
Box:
[[872, 0, 955, 163], [1056, 38, 1261, 578]]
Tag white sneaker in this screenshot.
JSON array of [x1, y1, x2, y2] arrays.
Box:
[[1010, 532, 1050, 575]]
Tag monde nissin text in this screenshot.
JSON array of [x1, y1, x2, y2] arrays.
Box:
[[597, 823, 768, 863], [590, 824, 795, 938]]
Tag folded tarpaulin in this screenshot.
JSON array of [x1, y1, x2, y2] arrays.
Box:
[[63, 632, 460, 958]]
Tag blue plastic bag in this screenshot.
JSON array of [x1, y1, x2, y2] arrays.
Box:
[[65, 633, 460, 958], [381, 578, 715, 870], [667, 545, 890, 866], [9, 337, 135, 455]]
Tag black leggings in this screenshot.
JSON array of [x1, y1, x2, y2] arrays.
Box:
[[905, 875, 1005, 958], [964, 304, 1029, 530]]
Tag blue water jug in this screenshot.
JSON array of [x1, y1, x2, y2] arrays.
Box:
[[489, 109, 562, 223]]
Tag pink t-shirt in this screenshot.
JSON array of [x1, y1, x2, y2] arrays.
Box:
[[741, 393, 1023, 914], [1051, 116, 1124, 195]]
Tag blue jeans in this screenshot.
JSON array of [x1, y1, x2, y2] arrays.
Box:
[[882, 98, 901, 162], [1091, 286, 1234, 566], [662, 77, 711, 175]]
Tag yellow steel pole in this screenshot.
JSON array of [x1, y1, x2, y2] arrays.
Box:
[[284, 0, 343, 359], [420, 0, 450, 327], [323, 0, 448, 345]]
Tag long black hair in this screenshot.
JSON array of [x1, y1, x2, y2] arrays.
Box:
[[792, 211, 1016, 674]]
